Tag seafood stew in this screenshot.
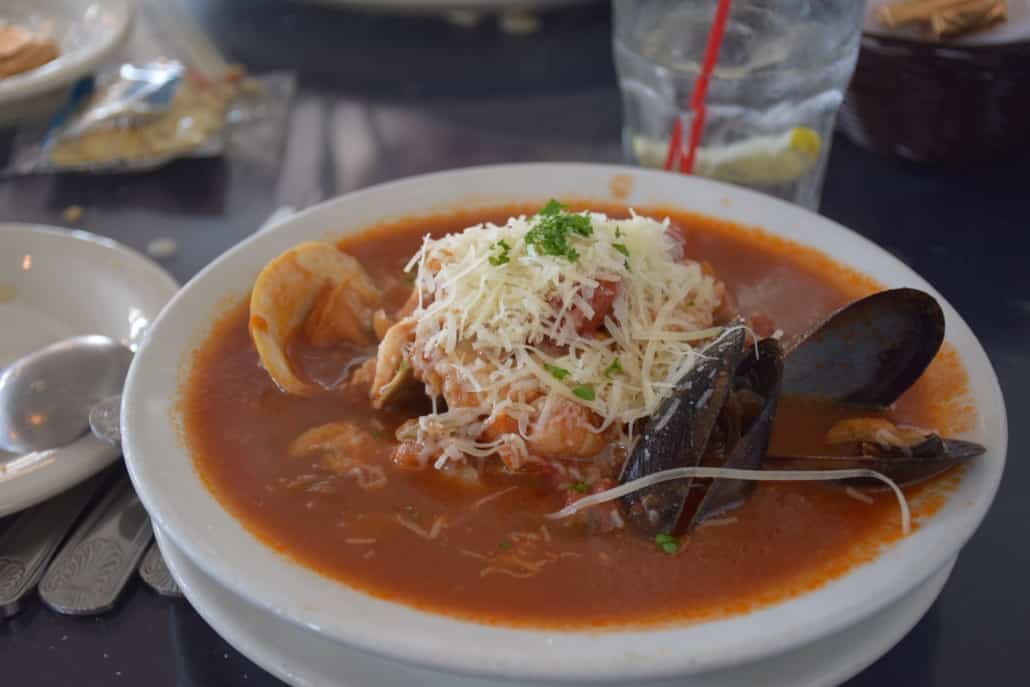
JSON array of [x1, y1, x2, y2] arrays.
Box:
[[182, 202, 979, 628]]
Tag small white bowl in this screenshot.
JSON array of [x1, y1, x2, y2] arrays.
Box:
[[0, 0, 133, 107], [122, 163, 1006, 683]]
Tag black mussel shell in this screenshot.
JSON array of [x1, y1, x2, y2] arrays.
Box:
[[782, 289, 944, 407], [764, 437, 985, 488], [618, 324, 746, 535], [690, 338, 784, 529]]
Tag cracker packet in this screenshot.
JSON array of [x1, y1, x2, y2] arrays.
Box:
[[6, 59, 294, 174]]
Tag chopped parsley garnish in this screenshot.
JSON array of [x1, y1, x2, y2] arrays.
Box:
[[604, 358, 623, 378], [612, 242, 630, 258], [655, 533, 679, 555], [489, 239, 511, 266], [402, 272, 416, 284], [571, 481, 589, 493], [539, 199, 565, 216], [624, 259, 631, 272], [543, 363, 570, 380], [525, 199, 593, 262], [498, 540, 512, 551], [572, 385, 595, 401], [615, 226, 622, 238]]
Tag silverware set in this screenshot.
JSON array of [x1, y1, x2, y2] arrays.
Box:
[[0, 467, 181, 619], [0, 335, 181, 618]]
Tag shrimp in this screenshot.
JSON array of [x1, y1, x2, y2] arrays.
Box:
[[525, 396, 611, 460], [288, 421, 389, 488], [370, 317, 417, 408]]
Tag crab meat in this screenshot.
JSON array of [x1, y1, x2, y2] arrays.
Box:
[[826, 417, 931, 451]]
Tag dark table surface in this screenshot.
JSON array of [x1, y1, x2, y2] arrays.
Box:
[[1, 2, 1027, 685]]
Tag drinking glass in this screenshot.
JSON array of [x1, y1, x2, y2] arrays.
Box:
[[613, 0, 864, 210]]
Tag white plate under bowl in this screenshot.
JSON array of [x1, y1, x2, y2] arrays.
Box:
[[0, 224, 177, 516], [0, 0, 133, 106], [123, 163, 1007, 683], [156, 523, 955, 687]]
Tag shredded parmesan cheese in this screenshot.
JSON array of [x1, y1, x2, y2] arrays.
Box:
[[403, 209, 722, 464], [481, 567, 536, 579], [845, 486, 875, 504], [472, 486, 518, 510], [395, 514, 447, 540], [696, 516, 739, 529]]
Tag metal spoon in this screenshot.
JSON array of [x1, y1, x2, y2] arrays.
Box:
[[89, 394, 123, 445], [0, 336, 132, 454]]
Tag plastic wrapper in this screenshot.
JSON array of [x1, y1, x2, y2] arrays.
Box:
[[5, 59, 295, 175]]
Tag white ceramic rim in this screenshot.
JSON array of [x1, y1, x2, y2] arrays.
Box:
[[0, 0, 134, 103], [122, 163, 1007, 683], [0, 223, 178, 516], [154, 520, 956, 687]]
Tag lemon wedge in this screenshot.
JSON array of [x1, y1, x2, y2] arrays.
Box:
[[631, 127, 823, 186]]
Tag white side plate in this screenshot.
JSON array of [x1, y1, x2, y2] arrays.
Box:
[[0, 0, 133, 105], [0, 224, 177, 516]]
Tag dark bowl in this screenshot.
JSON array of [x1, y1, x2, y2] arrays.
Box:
[[839, 32, 1030, 163]]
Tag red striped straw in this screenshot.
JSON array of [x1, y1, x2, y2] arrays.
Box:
[[663, 0, 733, 174]]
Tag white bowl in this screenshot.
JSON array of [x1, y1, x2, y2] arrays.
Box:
[[0, 0, 133, 106], [122, 163, 1006, 683]]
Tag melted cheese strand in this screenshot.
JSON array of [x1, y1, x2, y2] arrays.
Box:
[[546, 467, 911, 534]]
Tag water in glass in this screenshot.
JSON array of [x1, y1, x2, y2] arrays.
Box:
[[614, 0, 864, 210]]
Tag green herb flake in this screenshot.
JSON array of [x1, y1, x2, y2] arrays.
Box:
[[489, 239, 511, 266], [624, 259, 631, 272], [604, 358, 623, 378], [571, 481, 589, 493], [525, 199, 594, 262], [543, 363, 570, 380], [572, 385, 595, 401], [538, 199, 566, 216], [498, 540, 513, 551], [612, 242, 630, 258], [655, 533, 679, 555], [402, 272, 416, 285], [615, 226, 622, 238]]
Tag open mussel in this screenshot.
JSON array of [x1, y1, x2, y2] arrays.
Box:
[[618, 323, 746, 535], [782, 288, 944, 407], [691, 338, 783, 527], [765, 419, 986, 488], [617, 288, 985, 537]]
